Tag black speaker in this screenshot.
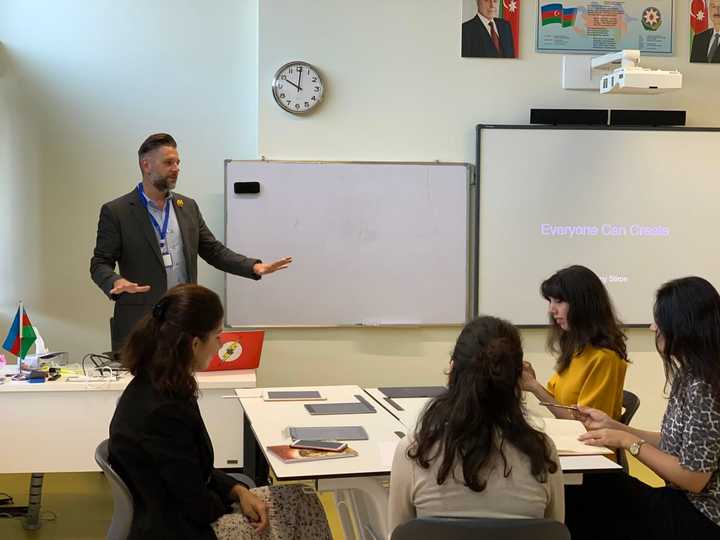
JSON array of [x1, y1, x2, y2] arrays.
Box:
[[609, 110, 686, 127], [530, 109, 608, 126], [234, 181, 261, 194]]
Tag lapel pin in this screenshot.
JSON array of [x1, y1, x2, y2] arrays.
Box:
[[176, 199, 184, 207]]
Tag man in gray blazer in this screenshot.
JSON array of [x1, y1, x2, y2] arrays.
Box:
[[90, 133, 291, 351]]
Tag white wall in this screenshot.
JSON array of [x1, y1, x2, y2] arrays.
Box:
[[0, 0, 258, 354], [256, 0, 718, 430], [0, 40, 43, 331], [259, 0, 719, 163]]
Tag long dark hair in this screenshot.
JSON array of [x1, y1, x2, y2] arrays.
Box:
[[122, 284, 223, 399], [408, 316, 558, 492], [654, 276, 720, 397], [541, 265, 627, 372]]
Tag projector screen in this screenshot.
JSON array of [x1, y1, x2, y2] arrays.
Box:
[[476, 125, 720, 326]]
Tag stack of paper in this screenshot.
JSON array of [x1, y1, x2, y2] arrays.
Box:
[[533, 417, 613, 456]]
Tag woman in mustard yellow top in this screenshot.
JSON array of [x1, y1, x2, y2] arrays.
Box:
[[521, 265, 629, 421]]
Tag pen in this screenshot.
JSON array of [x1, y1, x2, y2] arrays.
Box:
[[538, 401, 580, 411]]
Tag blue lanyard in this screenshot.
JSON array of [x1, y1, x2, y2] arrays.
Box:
[[136, 183, 171, 246]]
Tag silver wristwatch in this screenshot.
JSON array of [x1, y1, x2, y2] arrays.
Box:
[[628, 439, 646, 457]]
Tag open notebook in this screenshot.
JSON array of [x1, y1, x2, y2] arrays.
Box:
[[267, 445, 358, 463], [532, 417, 613, 456]]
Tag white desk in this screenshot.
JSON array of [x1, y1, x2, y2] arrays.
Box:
[[364, 388, 431, 430], [241, 385, 622, 540], [238, 385, 408, 540], [238, 385, 404, 480], [0, 368, 256, 472], [364, 387, 622, 484]]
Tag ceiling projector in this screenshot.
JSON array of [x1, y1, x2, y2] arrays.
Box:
[[593, 50, 682, 95], [600, 66, 682, 94]]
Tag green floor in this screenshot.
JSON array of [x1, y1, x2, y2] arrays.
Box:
[[0, 455, 662, 539], [0, 472, 113, 539]]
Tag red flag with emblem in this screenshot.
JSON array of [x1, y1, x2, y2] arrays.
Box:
[[500, 0, 520, 58], [691, 0, 709, 34]]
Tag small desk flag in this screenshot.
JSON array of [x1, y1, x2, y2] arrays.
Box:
[[3, 304, 37, 359]]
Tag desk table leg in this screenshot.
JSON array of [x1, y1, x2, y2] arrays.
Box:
[[22, 472, 44, 530], [564, 472, 584, 486], [243, 412, 269, 487]]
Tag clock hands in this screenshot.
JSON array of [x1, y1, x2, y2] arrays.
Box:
[[283, 68, 303, 92], [284, 78, 301, 91]]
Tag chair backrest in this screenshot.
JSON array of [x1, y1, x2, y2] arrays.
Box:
[[95, 439, 134, 540], [391, 517, 571, 540], [620, 390, 640, 425], [617, 390, 641, 472]]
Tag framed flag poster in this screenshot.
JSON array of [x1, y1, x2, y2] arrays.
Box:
[[536, 1, 673, 54]]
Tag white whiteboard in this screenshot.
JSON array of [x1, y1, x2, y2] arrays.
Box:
[[225, 161, 474, 327], [476, 126, 720, 326]]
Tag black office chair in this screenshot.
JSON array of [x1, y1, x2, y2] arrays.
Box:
[[617, 390, 641, 472], [391, 517, 570, 540], [95, 439, 134, 540], [620, 390, 640, 425]]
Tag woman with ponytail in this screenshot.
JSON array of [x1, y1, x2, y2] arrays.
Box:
[[388, 316, 564, 534], [109, 284, 331, 540]]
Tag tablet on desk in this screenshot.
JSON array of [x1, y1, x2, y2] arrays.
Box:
[[264, 390, 326, 401], [378, 386, 445, 399], [304, 395, 377, 415], [288, 426, 369, 441]]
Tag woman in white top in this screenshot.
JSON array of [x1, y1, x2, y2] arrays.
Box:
[[388, 316, 564, 535]]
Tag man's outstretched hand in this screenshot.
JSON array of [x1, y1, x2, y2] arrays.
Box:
[[111, 278, 151, 295], [253, 257, 293, 276]]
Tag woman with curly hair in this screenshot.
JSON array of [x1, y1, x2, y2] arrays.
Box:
[[388, 316, 564, 533]]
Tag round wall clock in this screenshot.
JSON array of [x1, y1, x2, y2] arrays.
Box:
[[272, 61, 325, 114]]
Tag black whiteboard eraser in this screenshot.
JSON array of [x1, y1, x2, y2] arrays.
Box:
[[234, 181, 260, 194]]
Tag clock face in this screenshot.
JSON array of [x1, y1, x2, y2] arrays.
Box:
[[272, 61, 325, 114]]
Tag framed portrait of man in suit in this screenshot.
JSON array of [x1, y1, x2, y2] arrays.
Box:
[[690, 0, 720, 63], [461, 0, 520, 58]]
